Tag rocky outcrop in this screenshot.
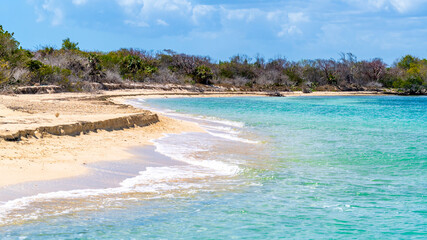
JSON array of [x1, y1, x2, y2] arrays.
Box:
[[267, 91, 284, 97], [0, 113, 159, 141], [13, 85, 62, 94], [10, 83, 211, 94]]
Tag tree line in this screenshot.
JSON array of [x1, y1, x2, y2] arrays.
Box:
[[1, 25, 426, 94]]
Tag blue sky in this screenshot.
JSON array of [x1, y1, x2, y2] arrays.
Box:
[[1, 0, 426, 64]]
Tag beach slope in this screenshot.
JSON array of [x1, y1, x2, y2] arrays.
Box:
[[0, 91, 203, 187]]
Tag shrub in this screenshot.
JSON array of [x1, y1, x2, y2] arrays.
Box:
[[99, 52, 122, 70], [61, 38, 79, 50], [0, 60, 9, 84], [120, 55, 142, 76], [284, 66, 303, 86], [26, 60, 43, 72], [193, 65, 213, 84], [219, 60, 256, 80], [119, 55, 158, 81], [87, 53, 105, 82]]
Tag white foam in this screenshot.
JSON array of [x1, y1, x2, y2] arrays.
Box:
[[203, 125, 239, 134], [127, 99, 246, 128], [205, 130, 259, 144], [195, 115, 245, 128], [129, 98, 260, 144], [0, 164, 215, 225], [129, 99, 262, 145], [152, 135, 242, 176], [120, 166, 214, 188]]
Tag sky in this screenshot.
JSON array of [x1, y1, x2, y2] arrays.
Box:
[[0, 0, 426, 64]]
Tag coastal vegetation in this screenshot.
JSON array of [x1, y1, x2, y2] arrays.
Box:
[[1, 25, 426, 94]]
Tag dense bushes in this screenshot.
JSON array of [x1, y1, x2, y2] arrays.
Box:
[[0, 25, 426, 94], [391, 55, 427, 94]]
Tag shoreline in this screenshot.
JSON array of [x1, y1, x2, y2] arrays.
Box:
[[0, 90, 209, 189], [0, 89, 404, 191], [0, 145, 185, 202]]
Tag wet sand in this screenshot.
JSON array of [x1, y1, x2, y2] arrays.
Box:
[[0, 145, 187, 202]]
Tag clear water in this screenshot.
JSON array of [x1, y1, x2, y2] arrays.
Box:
[[1, 96, 426, 239]]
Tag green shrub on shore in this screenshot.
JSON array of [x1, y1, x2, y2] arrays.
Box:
[[193, 65, 213, 84], [392, 55, 427, 94], [119, 54, 158, 81]]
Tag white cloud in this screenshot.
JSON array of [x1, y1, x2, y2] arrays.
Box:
[[124, 19, 149, 27], [224, 8, 262, 22], [117, 0, 192, 15], [72, 0, 87, 5], [346, 0, 426, 13], [278, 25, 303, 37], [266, 10, 281, 22], [117, 0, 193, 27], [192, 5, 216, 25], [156, 19, 169, 26], [116, 0, 144, 15], [40, 0, 64, 26], [288, 12, 309, 23], [275, 12, 309, 37], [389, 0, 425, 13]]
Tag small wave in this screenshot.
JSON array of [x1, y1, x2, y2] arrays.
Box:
[[202, 125, 258, 144], [120, 166, 215, 188], [194, 115, 245, 128], [203, 125, 240, 134], [205, 130, 259, 144], [130, 99, 257, 144], [162, 111, 245, 128], [0, 164, 217, 225], [128, 99, 246, 128], [152, 136, 242, 176]]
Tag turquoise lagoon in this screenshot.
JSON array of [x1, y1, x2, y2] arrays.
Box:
[[1, 96, 426, 239]]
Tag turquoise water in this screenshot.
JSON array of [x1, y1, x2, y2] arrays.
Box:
[[1, 96, 426, 239]]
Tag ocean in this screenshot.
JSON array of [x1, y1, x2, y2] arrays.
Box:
[[1, 96, 426, 239]]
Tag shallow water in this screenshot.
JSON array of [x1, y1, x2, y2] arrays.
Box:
[[1, 96, 426, 239]]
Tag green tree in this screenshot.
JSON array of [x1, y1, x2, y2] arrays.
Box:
[[0, 25, 18, 59], [393, 55, 427, 94], [0, 25, 27, 67], [61, 38, 79, 50], [397, 55, 418, 70]]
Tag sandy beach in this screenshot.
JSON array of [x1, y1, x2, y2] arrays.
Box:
[[0, 90, 384, 188], [0, 90, 206, 188]]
